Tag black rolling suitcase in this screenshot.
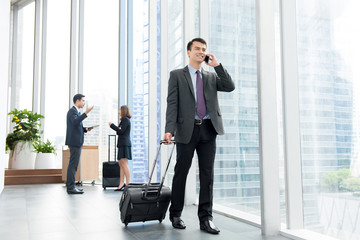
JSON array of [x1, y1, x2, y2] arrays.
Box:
[[119, 140, 175, 226], [102, 135, 120, 189]]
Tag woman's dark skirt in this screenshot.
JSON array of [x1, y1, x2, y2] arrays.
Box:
[[117, 146, 132, 160]]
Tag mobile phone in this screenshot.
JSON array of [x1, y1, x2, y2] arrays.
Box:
[[204, 55, 210, 63]]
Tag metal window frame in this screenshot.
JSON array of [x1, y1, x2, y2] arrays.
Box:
[[279, 0, 304, 230], [119, 0, 127, 107], [160, 0, 169, 184], [149, 0, 158, 182], [32, 0, 42, 113], [69, 0, 79, 107]]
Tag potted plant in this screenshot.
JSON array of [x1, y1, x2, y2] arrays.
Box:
[[33, 140, 57, 169], [6, 108, 44, 169]]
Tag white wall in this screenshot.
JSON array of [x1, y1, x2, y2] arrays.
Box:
[[0, 0, 11, 193]]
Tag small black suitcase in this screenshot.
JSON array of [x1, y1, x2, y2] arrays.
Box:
[[103, 135, 120, 189], [119, 140, 175, 226]]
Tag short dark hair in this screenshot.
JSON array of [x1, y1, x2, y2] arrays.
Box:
[[187, 38, 207, 51], [73, 94, 85, 104]]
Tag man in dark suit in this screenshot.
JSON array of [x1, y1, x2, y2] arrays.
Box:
[[65, 94, 94, 194], [164, 38, 235, 234]]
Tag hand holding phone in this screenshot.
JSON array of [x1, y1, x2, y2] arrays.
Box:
[[204, 55, 210, 63], [204, 53, 220, 67]]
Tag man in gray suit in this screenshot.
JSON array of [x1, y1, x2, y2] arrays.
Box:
[[164, 38, 235, 234], [65, 94, 94, 194]]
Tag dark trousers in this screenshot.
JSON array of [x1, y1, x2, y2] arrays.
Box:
[[169, 119, 217, 221], [66, 146, 82, 190]]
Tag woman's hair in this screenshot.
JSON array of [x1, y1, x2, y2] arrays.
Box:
[[120, 105, 132, 119]]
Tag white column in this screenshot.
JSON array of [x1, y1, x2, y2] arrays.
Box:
[[256, 0, 281, 235], [183, 0, 197, 206], [280, 0, 304, 229], [148, 0, 158, 182], [69, 0, 79, 106], [78, 0, 84, 94], [0, 0, 11, 192]]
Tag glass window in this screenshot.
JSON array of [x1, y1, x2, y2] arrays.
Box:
[[156, 0, 161, 181], [43, 0, 71, 168], [207, 0, 261, 215], [166, 0, 184, 185], [12, 1, 35, 111], [82, 0, 119, 176], [128, 0, 150, 183], [297, 0, 360, 238], [167, 0, 184, 71]]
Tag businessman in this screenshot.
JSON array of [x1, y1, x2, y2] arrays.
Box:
[[164, 38, 235, 234], [65, 94, 94, 194]]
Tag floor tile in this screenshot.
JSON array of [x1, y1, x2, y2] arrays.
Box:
[[0, 184, 290, 240]]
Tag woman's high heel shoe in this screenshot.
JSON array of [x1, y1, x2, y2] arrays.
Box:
[[114, 183, 126, 191]]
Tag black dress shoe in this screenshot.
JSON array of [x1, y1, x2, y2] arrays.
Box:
[[200, 220, 220, 234], [170, 217, 186, 229], [67, 188, 84, 194]]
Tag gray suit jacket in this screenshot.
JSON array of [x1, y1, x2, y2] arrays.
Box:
[[165, 64, 235, 144]]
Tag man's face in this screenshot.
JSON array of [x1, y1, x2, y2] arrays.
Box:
[[76, 97, 86, 109], [187, 41, 207, 64]]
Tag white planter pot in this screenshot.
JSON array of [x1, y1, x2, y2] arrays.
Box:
[[10, 141, 36, 169], [35, 153, 56, 169]]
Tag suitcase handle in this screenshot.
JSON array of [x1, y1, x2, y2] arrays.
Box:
[[108, 135, 117, 162], [143, 140, 175, 199]]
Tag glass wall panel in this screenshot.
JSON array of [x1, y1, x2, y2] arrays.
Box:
[[194, 0, 199, 37], [167, 0, 184, 71], [156, 0, 161, 181], [128, 0, 149, 183], [297, 0, 360, 238], [82, 0, 119, 177], [207, 0, 260, 215], [166, 0, 184, 185], [43, 0, 71, 167], [12, 2, 35, 111]]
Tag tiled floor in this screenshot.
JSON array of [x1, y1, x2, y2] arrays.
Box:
[[0, 184, 290, 240]]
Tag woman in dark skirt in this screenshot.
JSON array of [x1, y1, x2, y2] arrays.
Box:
[[109, 105, 132, 191]]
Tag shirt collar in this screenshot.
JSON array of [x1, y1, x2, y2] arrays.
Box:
[[74, 105, 80, 112], [188, 65, 202, 75]]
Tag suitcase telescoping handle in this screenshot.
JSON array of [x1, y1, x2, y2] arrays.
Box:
[[108, 135, 117, 162], [143, 140, 175, 199]]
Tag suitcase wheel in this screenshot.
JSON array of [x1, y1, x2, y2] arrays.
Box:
[[124, 222, 128, 226], [103, 187, 106, 190], [159, 219, 162, 223]]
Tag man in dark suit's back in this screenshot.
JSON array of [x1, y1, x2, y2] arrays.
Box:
[[164, 38, 235, 234], [65, 94, 94, 194]]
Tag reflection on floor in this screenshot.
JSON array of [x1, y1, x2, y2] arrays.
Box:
[[0, 184, 290, 240]]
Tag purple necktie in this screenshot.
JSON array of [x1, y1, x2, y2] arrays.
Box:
[[196, 70, 206, 119]]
